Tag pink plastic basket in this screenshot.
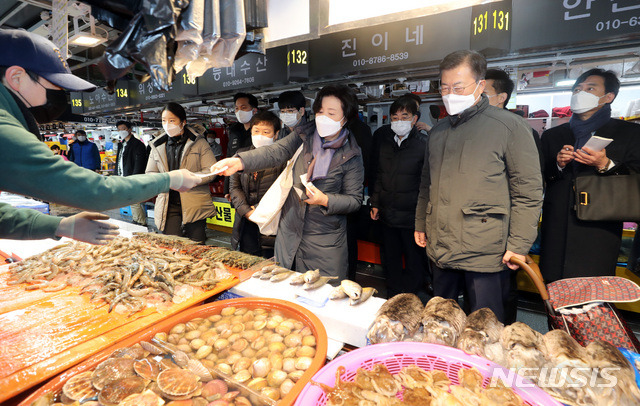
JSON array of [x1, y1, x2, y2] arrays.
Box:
[[295, 342, 562, 406]]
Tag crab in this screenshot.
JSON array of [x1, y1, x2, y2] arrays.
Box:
[[97, 376, 147, 406], [62, 371, 98, 402], [91, 357, 136, 390], [156, 368, 201, 400]]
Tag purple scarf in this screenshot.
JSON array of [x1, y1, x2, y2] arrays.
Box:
[[307, 128, 349, 181]]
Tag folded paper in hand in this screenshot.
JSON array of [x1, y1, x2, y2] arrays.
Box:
[[195, 166, 228, 178], [582, 136, 613, 152]]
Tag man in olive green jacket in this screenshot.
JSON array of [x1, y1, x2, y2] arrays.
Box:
[[0, 28, 199, 244], [415, 51, 542, 322]]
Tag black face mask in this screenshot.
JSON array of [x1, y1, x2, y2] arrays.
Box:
[[29, 88, 68, 124]]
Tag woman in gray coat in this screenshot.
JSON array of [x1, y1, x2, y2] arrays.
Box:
[[213, 85, 364, 279]]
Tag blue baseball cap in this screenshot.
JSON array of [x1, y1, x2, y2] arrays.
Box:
[[0, 28, 96, 91]]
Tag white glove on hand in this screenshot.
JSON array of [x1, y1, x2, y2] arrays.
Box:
[[55, 212, 119, 245], [168, 169, 201, 192]]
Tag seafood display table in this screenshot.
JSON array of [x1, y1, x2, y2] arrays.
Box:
[[0, 234, 241, 402], [227, 277, 386, 349]]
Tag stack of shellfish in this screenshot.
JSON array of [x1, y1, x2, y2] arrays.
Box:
[[37, 305, 319, 406]]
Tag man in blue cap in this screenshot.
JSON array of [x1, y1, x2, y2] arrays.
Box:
[[0, 29, 201, 243]]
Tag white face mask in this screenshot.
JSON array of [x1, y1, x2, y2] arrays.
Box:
[[77, 135, 87, 142], [391, 120, 412, 137], [280, 112, 300, 128], [236, 109, 254, 124], [117, 130, 129, 140], [570, 91, 604, 114], [163, 123, 182, 137], [207, 138, 216, 145], [252, 135, 274, 148], [315, 114, 344, 137], [442, 83, 481, 116]]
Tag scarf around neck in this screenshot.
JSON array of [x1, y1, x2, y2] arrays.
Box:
[[569, 104, 611, 149], [307, 128, 349, 181]]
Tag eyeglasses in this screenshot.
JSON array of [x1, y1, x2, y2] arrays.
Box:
[[439, 81, 479, 95]]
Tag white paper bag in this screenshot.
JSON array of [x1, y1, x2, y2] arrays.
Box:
[[248, 145, 303, 235]]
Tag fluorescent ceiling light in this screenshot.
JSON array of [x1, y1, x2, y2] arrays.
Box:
[[68, 33, 106, 46], [69, 14, 107, 47], [556, 79, 576, 87]]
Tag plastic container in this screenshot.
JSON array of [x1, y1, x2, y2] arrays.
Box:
[[20, 298, 328, 406], [295, 342, 561, 406]]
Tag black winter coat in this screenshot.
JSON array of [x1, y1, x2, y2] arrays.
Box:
[[229, 145, 285, 250], [115, 136, 148, 176], [540, 119, 640, 282], [370, 125, 427, 229], [224, 122, 252, 195]]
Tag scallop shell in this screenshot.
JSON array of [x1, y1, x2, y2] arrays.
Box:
[[110, 344, 145, 360], [187, 359, 213, 382], [98, 376, 147, 406], [157, 368, 201, 397], [134, 358, 161, 381], [62, 371, 98, 402], [118, 389, 165, 406], [140, 341, 165, 355], [91, 357, 136, 390]]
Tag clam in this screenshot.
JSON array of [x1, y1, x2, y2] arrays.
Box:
[[184, 330, 201, 341], [268, 342, 286, 353], [269, 353, 284, 371], [213, 338, 229, 352], [254, 347, 270, 359], [208, 315, 222, 323], [302, 335, 316, 347], [300, 326, 313, 337], [231, 323, 244, 334], [220, 307, 236, 317], [288, 370, 305, 382], [266, 319, 280, 330], [284, 333, 302, 348], [241, 330, 259, 341], [283, 358, 296, 373], [227, 333, 241, 344], [190, 338, 206, 351], [235, 396, 252, 406], [253, 320, 267, 330], [283, 347, 297, 359], [295, 357, 313, 371], [177, 345, 192, 353], [232, 370, 251, 383], [296, 346, 316, 358], [261, 387, 280, 401], [194, 345, 212, 360], [170, 324, 186, 335], [268, 334, 284, 344], [62, 371, 98, 402], [232, 357, 252, 373], [247, 377, 268, 391], [178, 337, 189, 346], [267, 370, 288, 387], [216, 364, 232, 375], [280, 378, 295, 396], [252, 358, 271, 378], [231, 338, 248, 352], [185, 320, 199, 331], [241, 347, 256, 358], [242, 312, 254, 322], [275, 325, 292, 336], [234, 307, 248, 316], [250, 336, 266, 351], [154, 332, 168, 342]]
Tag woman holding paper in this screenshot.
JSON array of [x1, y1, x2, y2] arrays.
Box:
[[146, 102, 217, 242], [212, 85, 364, 279], [540, 69, 640, 281]]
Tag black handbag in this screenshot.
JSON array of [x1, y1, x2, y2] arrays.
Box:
[[573, 173, 640, 221]]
